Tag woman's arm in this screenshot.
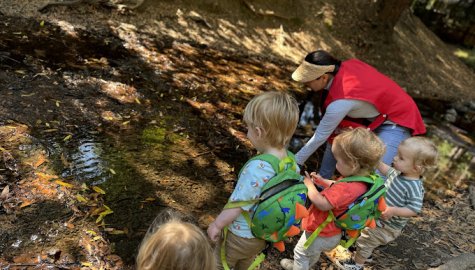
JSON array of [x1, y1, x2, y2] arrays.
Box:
[[295, 100, 352, 165]]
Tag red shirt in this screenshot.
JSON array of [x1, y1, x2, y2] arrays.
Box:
[[302, 181, 368, 237], [324, 59, 426, 135]]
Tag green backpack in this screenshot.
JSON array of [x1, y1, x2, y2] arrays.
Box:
[[221, 151, 309, 270], [304, 174, 387, 249]]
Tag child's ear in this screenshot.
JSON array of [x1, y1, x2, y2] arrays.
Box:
[[414, 164, 423, 173], [255, 126, 263, 138]]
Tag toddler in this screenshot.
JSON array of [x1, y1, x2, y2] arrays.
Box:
[[207, 91, 299, 270], [137, 211, 216, 270], [280, 127, 385, 270], [342, 136, 438, 270]]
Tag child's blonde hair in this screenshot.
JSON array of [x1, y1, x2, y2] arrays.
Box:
[[333, 128, 385, 173], [136, 215, 216, 270], [400, 136, 438, 173], [243, 91, 299, 148]]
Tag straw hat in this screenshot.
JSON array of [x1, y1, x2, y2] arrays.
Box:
[[291, 60, 336, 83]]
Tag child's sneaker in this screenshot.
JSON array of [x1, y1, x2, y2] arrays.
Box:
[[280, 258, 294, 270], [342, 262, 363, 270]]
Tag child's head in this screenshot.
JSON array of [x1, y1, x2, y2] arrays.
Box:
[[136, 214, 216, 270], [394, 136, 438, 175], [243, 91, 299, 150], [332, 128, 385, 176]]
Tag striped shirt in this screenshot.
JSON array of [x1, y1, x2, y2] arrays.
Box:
[[380, 167, 424, 230]]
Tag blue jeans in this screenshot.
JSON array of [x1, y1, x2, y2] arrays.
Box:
[[318, 124, 411, 179]]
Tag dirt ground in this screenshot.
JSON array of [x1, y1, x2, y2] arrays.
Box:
[[0, 0, 474, 269]]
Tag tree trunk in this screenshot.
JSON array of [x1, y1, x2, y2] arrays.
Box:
[[377, 0, 412, 29]]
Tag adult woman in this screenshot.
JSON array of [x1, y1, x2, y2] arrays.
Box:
[[292, 50, 426, 178]]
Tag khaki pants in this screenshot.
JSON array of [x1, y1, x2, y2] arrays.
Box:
[[216, 230, 266, 270], [292, 231, 341, 270], [354, 225, 402, 263]]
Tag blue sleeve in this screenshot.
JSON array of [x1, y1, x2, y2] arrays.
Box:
[[230, 159, 275, 211]]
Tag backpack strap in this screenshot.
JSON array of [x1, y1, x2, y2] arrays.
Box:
[[248, 150, 297, 174], [303, 210, 335, 249], [337, 174, 378, 184]]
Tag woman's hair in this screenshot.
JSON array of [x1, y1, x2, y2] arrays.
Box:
[[333, 128, 385, 173], [304, 50, 341, 75], [243, 91, 299, 148], [400, 136, 438, 173], [136, 210, 216, 270]]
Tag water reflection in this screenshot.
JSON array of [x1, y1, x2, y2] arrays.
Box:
[[61, 138, 109, 185]]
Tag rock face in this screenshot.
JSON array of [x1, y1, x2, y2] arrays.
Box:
[[430, 253, 475, 270]]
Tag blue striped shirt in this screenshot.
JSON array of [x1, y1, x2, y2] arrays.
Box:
[[381, 167, 424, 230]]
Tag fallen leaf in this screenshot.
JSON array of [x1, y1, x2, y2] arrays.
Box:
[[76, 194, 88, 203], [34, 155, 46, 168], [0, 185, 10, 200], [20, 199, 34, 208], [93, 236, 102, 241], [92, 186, 106, 194], [65, 222, 75, 229], [109, 168, 116, 174], [63, 134, 72, 141], [55, 180, 74, 188], [106, 229, 126, 235]]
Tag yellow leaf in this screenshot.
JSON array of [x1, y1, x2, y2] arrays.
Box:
[[0, 147, 5, 152], [81, 262, 92, 267], [122, 121, 130, 125], [40, 20, 45, 27], [34, 155, 46, 168], [43, 128, 58, 133], [55, 180, 73, 188], [63, 134, 72, 141], [92, 186, 106, 194], [135, 98, 141, 104], [100, 209, 114, 216], [76, 194, 88, 203], [107, 229, 126, 235], [55, 101, 60, 107], [93, 236, 102, 241], [141, 197, 156, 203], [81, 183, 89, 191], [86, 230, 97, 235], [109, 168, 116, 175], [20, 200, 34, 208], [96, 215, 104, 223], [103, 204, 111, 211]]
